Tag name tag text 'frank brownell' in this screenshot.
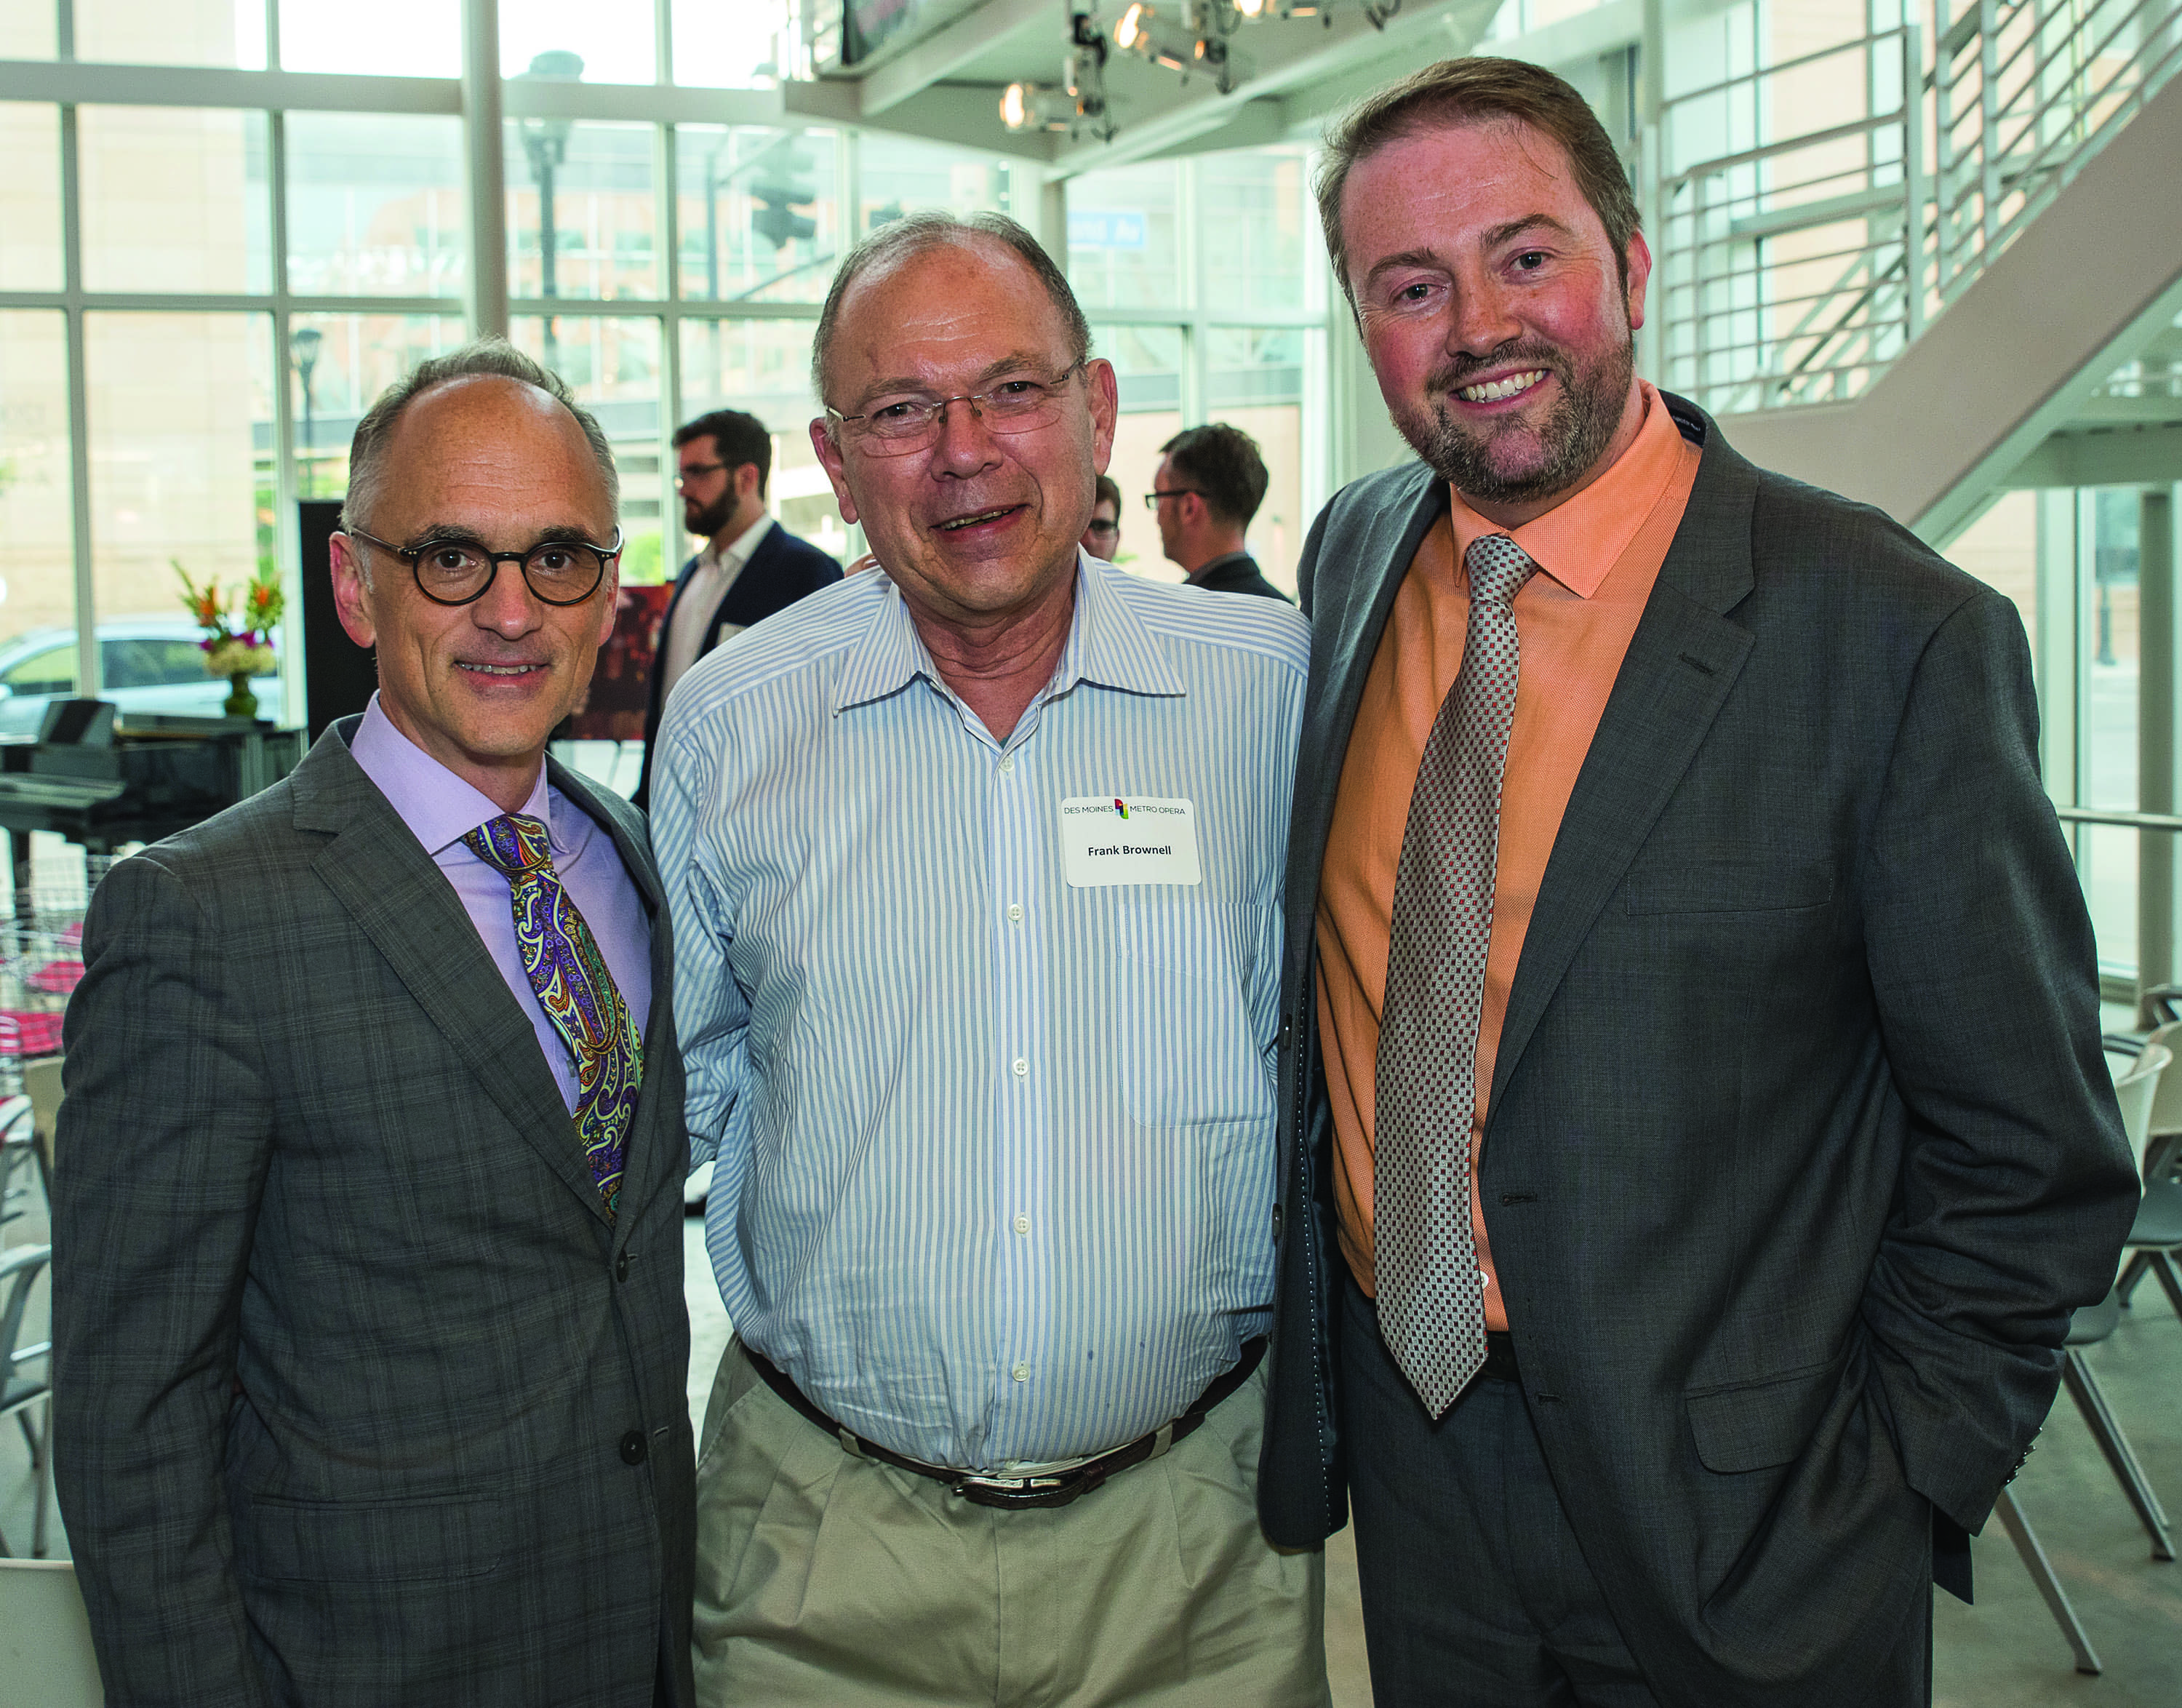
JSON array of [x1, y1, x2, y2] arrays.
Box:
[[1059, 797, 1202, 887]]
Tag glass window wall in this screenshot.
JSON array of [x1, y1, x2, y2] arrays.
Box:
[[0, 312, 78, 725], [85, 312, 280, 721], [79, 108, 273, 296], [278, 0, 462, 76], [500, 0, 658, 86], [507, 121, 660, 302], [0, 105, 63, 294], [75, 0, 268, 69], [286, 114, 469, 299], [1068, 161, 1181, 314], [676, 127, 840, 305]]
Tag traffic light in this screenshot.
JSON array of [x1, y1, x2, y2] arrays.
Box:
[[749, 137, 817, 251]]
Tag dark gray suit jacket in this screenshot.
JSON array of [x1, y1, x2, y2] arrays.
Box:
[[1258, 396, 2139, 1704], [54, 721, 696, 1708]]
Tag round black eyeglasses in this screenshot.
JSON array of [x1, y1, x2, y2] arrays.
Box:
[[345, 527, 623, 607]]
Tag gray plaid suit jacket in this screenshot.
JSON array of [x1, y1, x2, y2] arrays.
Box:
[[1257, 395, 2141, 1704], [53, 719, 696, 1708]]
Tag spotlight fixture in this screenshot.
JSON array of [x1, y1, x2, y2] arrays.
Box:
[[1001, 82, 1077, 130], [1114, 0, 1244, 93], [999, 12, 1116, 139], [1066, 9, 1116, 136]]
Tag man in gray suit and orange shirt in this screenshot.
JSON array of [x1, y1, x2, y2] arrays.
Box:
[[54, 341, 695, 1706], [1259, 57, 2139, 1706]]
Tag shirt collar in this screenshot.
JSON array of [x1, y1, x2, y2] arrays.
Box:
[[695, 511, 774, 578], [1447, 380, 1687, 600], [832, 550, 1186, 719], [350, 693, 561, 858]]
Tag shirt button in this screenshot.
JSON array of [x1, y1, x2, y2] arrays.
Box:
[[1011, 1362, 1030, 1382], [1007, 902, 1023, 923], [1012, 1058, 1028, 1078], [999, 754, 1015, 775], [1013, 1213, 1030, 1234]]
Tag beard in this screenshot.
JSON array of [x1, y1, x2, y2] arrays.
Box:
[[1394, 330, 1635, 508], [684, 491, 735, 538]]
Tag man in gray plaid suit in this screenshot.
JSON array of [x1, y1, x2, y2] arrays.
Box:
[[52, 340, 695, 1707]]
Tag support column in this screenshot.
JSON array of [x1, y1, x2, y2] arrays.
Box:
[[2139, 487, 2176, 1024], [463, 0, 508, 338], [1036, 177, 1068, 268]]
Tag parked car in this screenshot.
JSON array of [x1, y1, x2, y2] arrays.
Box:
[[0, 619, 284, 738]]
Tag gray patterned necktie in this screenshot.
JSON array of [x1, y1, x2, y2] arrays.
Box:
[[1374, 532, 1535, 1417]]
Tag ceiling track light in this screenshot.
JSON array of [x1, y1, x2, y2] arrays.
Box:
[[1001, 12, 1117, 140], [1114, 1, 1247, 95], [1231, 0, 1401, 26]]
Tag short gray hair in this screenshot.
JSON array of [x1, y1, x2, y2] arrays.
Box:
[[340, 337, 620, 533], [810, 212, 1092, 411]]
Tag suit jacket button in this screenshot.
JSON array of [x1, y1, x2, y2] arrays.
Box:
[[1271, 1205, 1285, 1240], [620, 1429, 647, 1465], [615, 1250, 631, 1282]]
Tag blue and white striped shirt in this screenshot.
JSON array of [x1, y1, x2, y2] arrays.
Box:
[[652, 553, 1308, 1469]]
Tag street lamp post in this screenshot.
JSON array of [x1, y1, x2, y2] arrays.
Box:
[[290, 325, 323, 498], [516, 50, 583, 369]]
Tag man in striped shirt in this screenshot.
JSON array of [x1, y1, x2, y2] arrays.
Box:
[[652, 212, 1325, 1706]]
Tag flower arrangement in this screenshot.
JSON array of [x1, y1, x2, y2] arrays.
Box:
[[176, 560, 282, 679], [176, 560, 284, 717]]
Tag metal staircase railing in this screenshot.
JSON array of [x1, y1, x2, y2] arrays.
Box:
[[1642, 0, 2182, 415]]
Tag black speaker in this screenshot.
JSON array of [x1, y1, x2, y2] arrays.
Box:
[[298, 498, 377, 741]]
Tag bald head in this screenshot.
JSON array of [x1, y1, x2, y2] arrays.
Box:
[[341, 337, 618, 537]]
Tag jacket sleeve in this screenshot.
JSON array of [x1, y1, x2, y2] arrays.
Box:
[[52, 853, 277, 1707], [1858, 588, 2140, 1533]]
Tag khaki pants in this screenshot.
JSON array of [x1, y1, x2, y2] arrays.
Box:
[[692, 1341, 1329, 1707]]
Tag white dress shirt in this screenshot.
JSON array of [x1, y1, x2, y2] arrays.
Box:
[[652, 553, 1308, 1470], [658, 511, 776, 707]]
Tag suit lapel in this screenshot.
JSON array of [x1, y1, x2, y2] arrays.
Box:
[[1489, 405, 1761, 1108], [1291, 466, 1446, 950], [292, 729, 610, 1227]]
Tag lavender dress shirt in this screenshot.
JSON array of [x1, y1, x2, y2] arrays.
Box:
[[350, 695, 652, 1113]]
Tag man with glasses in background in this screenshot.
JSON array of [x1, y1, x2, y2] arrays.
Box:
[[634, 409, 840, 807], [1082, 471, 1124, 560], [1148, 424, 1290, 602], [652, 212, 1326, 1707], [55, 340, 697, 1708]]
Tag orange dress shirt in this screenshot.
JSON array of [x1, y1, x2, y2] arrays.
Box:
[[1314, 383, 1701, 1326]]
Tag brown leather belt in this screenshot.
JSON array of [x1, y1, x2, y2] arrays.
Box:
[[743, 1337, 1268, 1511]]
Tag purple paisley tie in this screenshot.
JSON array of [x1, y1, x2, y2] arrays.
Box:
[[463, 813, 643, 1218]]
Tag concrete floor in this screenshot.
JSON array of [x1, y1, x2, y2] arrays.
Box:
[[7, 1189, 2177, 1703]]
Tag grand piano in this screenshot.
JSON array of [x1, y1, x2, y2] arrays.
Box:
[[0, 698, 306, 912]]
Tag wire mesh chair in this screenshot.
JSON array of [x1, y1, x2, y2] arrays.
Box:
[[0, 1244, 53, 1559]]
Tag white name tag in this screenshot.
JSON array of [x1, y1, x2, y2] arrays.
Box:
[[1060, 797, 1203, 887]]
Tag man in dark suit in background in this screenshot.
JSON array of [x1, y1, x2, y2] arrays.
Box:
[[1151, 423, 1290, 601], [635, 409, 840, 805], [1258, 57, 2139, 1707], [54, 340, 695, 1707]]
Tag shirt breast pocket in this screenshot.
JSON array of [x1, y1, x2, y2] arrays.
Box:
[[1109, 898, 1273, 1130]]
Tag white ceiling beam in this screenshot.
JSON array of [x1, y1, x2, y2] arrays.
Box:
[[858, 0, 1064, 116], [0, 57, 460, 113], [783, 76, 1057, 160], [1046, 0, 1499, 178]]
